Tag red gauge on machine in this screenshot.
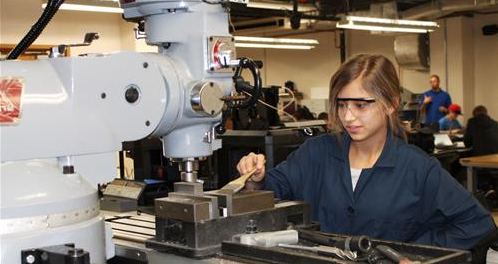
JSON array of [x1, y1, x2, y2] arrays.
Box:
[[208, 36, 236, 73], [0, 77, 24, 125]]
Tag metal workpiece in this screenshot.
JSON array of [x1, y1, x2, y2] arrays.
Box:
[[277, 244, 358, 261], [190, 82, 225, 116], [205, 190, 275, 216], [235, 230, 299, 247], [298, 230, 372, 254], [174, 182, 204, 195]]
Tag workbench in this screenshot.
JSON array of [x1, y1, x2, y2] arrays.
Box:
[[460, 154, 498, 192]]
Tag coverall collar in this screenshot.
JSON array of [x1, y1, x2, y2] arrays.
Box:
[[331, 130, 399, 168]]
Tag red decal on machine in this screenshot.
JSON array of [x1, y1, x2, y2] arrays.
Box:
[[0, 77, 24, 124]]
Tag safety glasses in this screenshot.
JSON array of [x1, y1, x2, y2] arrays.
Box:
[[336, 97, 377, 117]]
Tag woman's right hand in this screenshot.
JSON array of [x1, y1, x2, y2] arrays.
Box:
[[236, 152, 266, 182]]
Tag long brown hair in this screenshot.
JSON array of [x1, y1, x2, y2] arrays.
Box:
[[328, 54, 406, 140]]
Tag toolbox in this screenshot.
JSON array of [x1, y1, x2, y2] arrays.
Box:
[[221, 231, 472, 264]]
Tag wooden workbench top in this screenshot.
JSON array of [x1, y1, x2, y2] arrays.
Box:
[[460, 154, 498, 168]]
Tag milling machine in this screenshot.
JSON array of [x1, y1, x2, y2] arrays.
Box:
[[0, 1, 310, 263]]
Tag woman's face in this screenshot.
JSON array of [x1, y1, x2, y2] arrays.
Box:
[[336, 78, 389, 142]]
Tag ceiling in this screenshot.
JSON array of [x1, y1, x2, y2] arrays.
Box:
[[228, 0, 498, 36], [228, 0, 434, 36], [230, 0, 435, 20]]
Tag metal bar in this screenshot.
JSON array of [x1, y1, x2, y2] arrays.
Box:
[[111, 218, 156, 229], [119, 150, 125, 178], [113, 230, 152, 243], [466, 166, 475, 192], [111, 223, 156, 236], [339, 29, 346, 63]]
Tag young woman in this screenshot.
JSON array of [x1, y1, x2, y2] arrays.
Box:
[[236, 54, 495, 250]]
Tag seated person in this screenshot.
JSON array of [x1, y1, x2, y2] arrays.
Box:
[[237, 54, 495, 250], [318, 112, 332, 132], [464, 105, 498, 156], [439, 103, 463, 134]]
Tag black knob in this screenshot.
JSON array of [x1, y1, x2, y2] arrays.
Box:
[[215, 124, 226, 135], [125, 86, 140, 104], [334, 235, 372, 253], [245, 220, 258, 234], [62, 165, 74, 174]]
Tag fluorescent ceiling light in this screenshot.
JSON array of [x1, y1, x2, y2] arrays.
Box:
[[337, 23, 431, 33], [336, 16, 439, 33], [234, 36, 318, 45], [42, 3, 123, 13], [234, 43, 315, 50], [346, 16, 438, 27], [246, 1, 315, 12]]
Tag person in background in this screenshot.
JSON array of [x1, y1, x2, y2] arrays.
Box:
[[439, 103, 463, 133], [419, 75, 452, 127], [464, 105, 498, 156], [318, 112, 331, 131], [294, 101, 314, 120], [317, 112, 328, 122]]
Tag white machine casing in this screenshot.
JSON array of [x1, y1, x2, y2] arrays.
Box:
[[0, 1, 236, 263]]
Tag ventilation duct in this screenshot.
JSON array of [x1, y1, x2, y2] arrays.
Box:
[[402, 0, 498, 20], [394, 34, 430, 70]]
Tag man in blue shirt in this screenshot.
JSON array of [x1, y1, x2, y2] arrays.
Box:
[[419, 75, 452, 126], [439, 103, 463, 132]]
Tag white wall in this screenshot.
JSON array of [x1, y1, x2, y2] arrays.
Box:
[[473, 13, 498, 120]]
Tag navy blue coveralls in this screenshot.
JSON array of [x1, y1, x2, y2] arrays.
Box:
[[263, 132, 495, 249]]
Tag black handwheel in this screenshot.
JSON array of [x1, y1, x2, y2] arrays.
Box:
[[216, 58, 263, 135], [233, 57, 262, 109]]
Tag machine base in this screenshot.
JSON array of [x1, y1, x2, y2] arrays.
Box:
[[145, 201, 311, 258]]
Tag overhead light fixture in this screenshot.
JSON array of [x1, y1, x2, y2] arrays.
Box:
[[234, 36, 318, 45], [41, 3, 123, 13], [234, 36, 318, 50], [336, 16, 439, 33], [246, 0, 316, 12], [234, 43, 314, 50]]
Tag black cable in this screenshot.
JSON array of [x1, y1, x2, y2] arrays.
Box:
[[7, 0, 65, 60], [6, 0, 58, 59], [202, 0, 224, 5]]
